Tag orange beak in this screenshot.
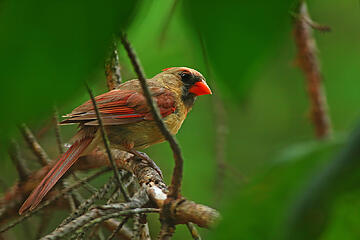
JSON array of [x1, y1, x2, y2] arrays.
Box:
[[189, 80, 212, 96]]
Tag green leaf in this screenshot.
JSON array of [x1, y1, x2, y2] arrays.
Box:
[[182, 0, 294, 101], [209, 140, 339, 240], [0, 0, 138, 144]]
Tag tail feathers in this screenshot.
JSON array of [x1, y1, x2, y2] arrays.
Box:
[[19, 137, 94, 214]]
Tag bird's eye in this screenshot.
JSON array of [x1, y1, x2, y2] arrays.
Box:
[[180, 71, 192, 83]]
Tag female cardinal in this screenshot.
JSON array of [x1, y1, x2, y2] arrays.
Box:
[[19, 67, 212, 214]]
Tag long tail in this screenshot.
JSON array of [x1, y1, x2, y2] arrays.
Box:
[[19, 135, 94, 214]]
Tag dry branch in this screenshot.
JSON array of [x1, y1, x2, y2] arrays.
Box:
[[83, 149, 220, 228], [1, 147, 219, 236], [41, 188, 153, 239], [293, 1, 332, 139], [0, 168, 110, 232], [86, 84, 130, 201], [186, 223, 202, 240], [105, 39, 122, 90], [8, 140, 31, 181], [19, 123, 51, 165], [53, 108, 65, 155], [106, 216, 130, 240], [103, 218, 133, 240]]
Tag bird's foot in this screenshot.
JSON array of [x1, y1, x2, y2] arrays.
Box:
[[129, 150, 163, 178]]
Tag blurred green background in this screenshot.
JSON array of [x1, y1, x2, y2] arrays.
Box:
[[1, 0, 360, 239]]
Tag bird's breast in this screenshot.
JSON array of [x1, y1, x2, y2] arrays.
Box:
[[105, 110, 186, 150]]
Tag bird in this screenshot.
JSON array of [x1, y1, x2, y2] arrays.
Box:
[[19, 67, 212, 214]]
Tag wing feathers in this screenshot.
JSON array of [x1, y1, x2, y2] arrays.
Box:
[[61, 88, 176, 126]]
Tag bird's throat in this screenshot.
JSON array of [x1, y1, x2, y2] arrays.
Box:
[[181, 93, 196, 110]]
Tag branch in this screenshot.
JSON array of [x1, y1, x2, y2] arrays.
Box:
[[293, 1, 332, 139], [105, 38, 122, 90], [0, 168, 110, 233], [186, 223, 202, 240], [102, 218, 133, 240], [1, 147, 219, 234], [41, 188, 154, 240], [86, 84, 130, 201], [59, 176, 117, 227], [120, 33, 184, 199], [8, 140, 31, 181], [83, 149, 220, 228], [106, 216, 129, 240], [19, 123, 51, 165], [53, 108, 65, 155]]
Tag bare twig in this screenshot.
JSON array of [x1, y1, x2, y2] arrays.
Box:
[[132, 213, 150, 240], [105, 38, 122, 90], [83, 149, 220, 228], [19, 123, 51, 165], [158, 221, 175, 240], [106, 216, 129, 240], [86, 84, 130, 201], [0, 168, 110, 233], [102, 218, 133, 240], [293, 1, 332, 139], [53, 108, 65, 155], [186, 223, 202, 240], [120, 33, 184, 199], [291, 11, 331, 32], [42, 189, 156, 240], [8, 140, 31, 181], [59, 177, 117, 227]]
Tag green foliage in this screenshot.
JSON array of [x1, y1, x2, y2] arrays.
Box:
[[0, 0, 138, 143], [210, 140, 339, 240], [183, 0, 294, 100], [2, 0, 360, 239]]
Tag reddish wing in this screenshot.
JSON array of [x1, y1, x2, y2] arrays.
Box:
[[61, 88, 176, 126]]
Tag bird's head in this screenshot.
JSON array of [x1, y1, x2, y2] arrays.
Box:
[[158, 67, 212, 106]]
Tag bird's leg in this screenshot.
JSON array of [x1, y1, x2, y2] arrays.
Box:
[[128, 149, 163, 178]]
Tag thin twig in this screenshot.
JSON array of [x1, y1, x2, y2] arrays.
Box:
[[70, 173, 97, 194], [43, 206, 158, 240], [53, 108, 65, 155], [290, 11, 331, 32], [106, 216, 129, 240], [132, 213, 151, 240], [83, 149, 220, 228], [0, 168, 110, 233], [59, 177, 117, 227], [293, 1, 332, 139], [8, 139, 31, 181], [86, 84, 130, 201], [120, 33, 184, 199], [186, 223, 201, 240], [158, 221, 175, 240], [105, 38, 122, 90], [19, 123, 51, 165]]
